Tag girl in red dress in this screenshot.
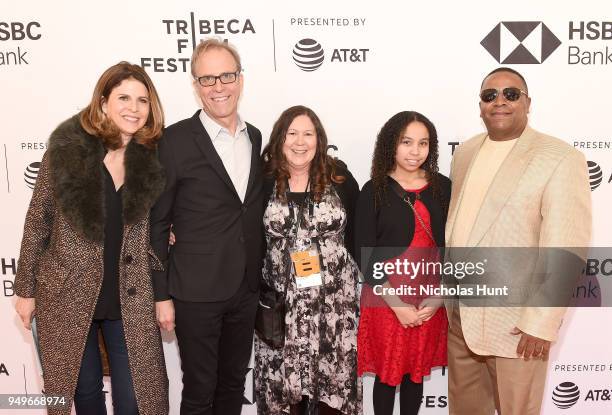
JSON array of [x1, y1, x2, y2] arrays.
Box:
[[355, 111, 451, 415]]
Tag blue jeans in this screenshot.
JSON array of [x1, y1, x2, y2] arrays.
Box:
[[74, 319, 138, 415]]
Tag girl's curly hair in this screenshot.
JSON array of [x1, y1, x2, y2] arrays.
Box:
[[371, 111, 441, 209]]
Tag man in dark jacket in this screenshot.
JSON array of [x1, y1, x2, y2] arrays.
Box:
[[150, 38, 263, 415]]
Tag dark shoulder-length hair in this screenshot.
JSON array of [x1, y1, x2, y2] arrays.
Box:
[[262, 105, 344, 202], [371, 111, 442, 209], [80, 61, 164, 150]]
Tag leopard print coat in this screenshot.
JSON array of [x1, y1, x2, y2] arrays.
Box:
[[15, 115, 168, 414]]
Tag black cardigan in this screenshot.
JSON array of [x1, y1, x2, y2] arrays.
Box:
[[262, 161, 360, 258], [354, 173, 451, 286]]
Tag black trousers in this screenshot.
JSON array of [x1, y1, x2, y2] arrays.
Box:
[[174, 278, 259, 415]]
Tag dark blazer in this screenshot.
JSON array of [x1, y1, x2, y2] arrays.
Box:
[[354, 173, 451, 286], [150, 110, 264, 302]]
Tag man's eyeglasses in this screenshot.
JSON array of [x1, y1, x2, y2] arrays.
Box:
[[196, 71, 240, 87], [479, 87, 528, 103]]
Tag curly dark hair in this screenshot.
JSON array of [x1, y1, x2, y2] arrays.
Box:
[[371, 111, 441, 209], [262, 105, 344, 202]]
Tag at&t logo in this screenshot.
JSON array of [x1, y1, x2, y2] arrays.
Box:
[[552, 382, 580, 409], [24, 161, 40, 189], [481, 21, 561, 64], [291, 38, 369, 72], [292, 39, 324, 71], [552, 381, 612, 408], [587, 160, 611, 191]]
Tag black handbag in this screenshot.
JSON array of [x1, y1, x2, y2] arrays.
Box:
[[255, 279, 287, 348], [255, 179, 312, 348]]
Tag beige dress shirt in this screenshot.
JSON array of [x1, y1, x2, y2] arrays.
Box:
[[450, 136, 517, 247]]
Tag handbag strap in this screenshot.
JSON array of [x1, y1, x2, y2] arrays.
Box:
[[389, 178, 436, 245], [287, 177, 312, 240], [286, 179, 328, 405]]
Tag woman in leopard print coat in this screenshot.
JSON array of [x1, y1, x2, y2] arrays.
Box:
[[14, 62, 168, 415]]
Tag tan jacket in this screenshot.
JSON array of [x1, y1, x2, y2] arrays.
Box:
[[445, 126, 591, 357]]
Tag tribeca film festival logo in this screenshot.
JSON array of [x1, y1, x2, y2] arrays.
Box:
[[140, 14, 256, 73], [291, 38, 369, 72], [0, 21, 41, 66], [482, 21, 612, 65]]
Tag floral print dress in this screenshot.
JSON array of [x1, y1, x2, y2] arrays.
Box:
[[254, 184, 362, 414]]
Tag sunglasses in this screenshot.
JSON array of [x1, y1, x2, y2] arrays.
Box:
[[479, 87, 528, 103]]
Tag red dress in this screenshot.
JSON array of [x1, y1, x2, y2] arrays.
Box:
[[357, 184, 448, 385]]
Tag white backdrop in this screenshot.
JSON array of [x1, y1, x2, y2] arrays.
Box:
[[1, 1, 611, 413]]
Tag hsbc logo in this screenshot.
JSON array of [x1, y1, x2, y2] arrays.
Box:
[[481, 21, 561, 64]]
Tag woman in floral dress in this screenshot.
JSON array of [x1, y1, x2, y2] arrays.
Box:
[[254, 105, 361, 415]]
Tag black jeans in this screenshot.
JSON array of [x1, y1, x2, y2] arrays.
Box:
[[174, 278, 259, 415], [74, 319, 138, 415]]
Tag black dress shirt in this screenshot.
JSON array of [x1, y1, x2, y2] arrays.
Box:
[[94, 165, 123, 320]]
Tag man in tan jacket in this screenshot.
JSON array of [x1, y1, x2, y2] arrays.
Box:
[[445, 67, 591, 415]]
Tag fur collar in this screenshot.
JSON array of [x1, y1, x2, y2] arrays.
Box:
[[48, 115, 165, 242]]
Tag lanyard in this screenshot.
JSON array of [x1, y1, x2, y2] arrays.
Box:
[[286, 177, 312, 240]]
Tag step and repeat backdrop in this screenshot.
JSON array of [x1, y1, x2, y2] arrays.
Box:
[[1, 0, 611, 413]]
